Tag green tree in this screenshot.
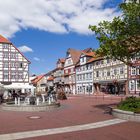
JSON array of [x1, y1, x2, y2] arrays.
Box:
[[89, 0, 140, 66]]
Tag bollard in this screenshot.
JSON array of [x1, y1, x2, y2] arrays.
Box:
[[18, 98, 20, 106], [48, 97, 51, 105], [36, 98, 39, 106], [15, 98, 17, 105]]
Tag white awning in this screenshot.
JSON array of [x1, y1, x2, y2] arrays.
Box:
[[4, 83, 36, 90]]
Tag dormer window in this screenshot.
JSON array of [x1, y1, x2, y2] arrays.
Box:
[[81, 57, 84, 63], [68, 59, 71, 64], [66, 52, 71, 58]]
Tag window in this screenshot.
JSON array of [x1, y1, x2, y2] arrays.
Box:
[[131, 67, 136, 75], [114, 68, 117, 75], [130, 80, 135, 91], [86, 65, 89, 70], [79, 75, 82, 80], [101, 60, 104, 64], [4, 74, 8, 79], [81, 57, 84, 63], [68, 59, 71, 64], [86, 73, 88, 80], [83, 66, 85, 71], [120, 67, 124, 74], [11, 62, 15, 68], [3, 44, 8, 49], [89, 85, 92, 93], [89, 64, 92, 69], [137, 68, 140, 75], [131, 55, 136, 61], [71, 68, 73, 73], [107, 70, 110, 76], [83, 74, 85, 80], [96, 71, 99, 77], [107, 58, 110, 64], [102, 71, 104, 77], [77, 75, 79, 81], [89, 73, 92, 79], [96, 61, 99, 65], [3, 53, 9, 58], [11, 73, 16, 79], [4, 62, 9, 68], [3, 71, 9, 79], [20, 63, 23, 68], [11, 53, 16, 59], [137, 80, 140, 90], [18, 74, 23, 79]]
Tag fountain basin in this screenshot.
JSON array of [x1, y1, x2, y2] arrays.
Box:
[[1, 101, 60, 112]]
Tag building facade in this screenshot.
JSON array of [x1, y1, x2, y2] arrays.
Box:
[[76, 51, 94, 95], [0, 35, 30, 87], [53, 58, 65, 88], [31, 75, 47, 93], [129, 52, 140, 94], [64, 48, 82, 94], [93, 57, 128, 94]]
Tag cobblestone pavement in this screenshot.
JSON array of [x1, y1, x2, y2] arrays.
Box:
[[0, 95, 140, 140]]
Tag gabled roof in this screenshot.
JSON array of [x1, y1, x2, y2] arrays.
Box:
[[67, 48, 82, 64], [0, 35, 31, 63], [31, 74, 45, 84], [82, 48, 93, 53], [75, 51, 95, 66], [87, 56, 103, 64], [81, 51, 95, 57], [57, 58, 65, 64], [0, 35, 11, 43]]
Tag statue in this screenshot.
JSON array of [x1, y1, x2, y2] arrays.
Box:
[[47, 86, 57, 102]]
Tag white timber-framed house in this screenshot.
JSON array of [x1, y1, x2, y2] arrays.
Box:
[[76, 51, 95, 95], [0, 35, 30, 91], [93, 57, 128, 95]]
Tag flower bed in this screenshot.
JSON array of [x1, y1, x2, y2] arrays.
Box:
[[117, 96, 140, 113]]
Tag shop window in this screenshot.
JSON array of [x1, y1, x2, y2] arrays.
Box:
[[137, 80, 140, 90], [130, 80, 135, 91]]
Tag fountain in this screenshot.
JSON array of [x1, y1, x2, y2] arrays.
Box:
[[1, 87, 60, 112]]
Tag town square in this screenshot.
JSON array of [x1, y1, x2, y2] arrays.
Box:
[[0, 0, 140, 140]]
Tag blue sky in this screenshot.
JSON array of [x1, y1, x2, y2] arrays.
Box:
[[0, 0, 122, 75]]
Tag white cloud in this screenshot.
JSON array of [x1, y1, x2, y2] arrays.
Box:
[[0, 0, 121, 38], [33, 57, 40, 61], [18, 45, 33, 53]]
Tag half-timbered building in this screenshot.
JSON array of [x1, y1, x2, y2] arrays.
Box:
[[0, 35, 30, 87]]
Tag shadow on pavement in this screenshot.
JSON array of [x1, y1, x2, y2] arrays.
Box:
[[93, 103, 118, 114]]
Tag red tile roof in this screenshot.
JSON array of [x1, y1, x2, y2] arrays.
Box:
[[87, 57, 103, 64], [57, 58, 65, 64], [0, 35, 11, 43], [0, 35, 31, 63], [82, 51, 95, 57], [82, 48, 92, 53], [31, 75, 45, 84], [60, 58, 65, 63], [47, 76, 54, 81], [67, 48, 82, 64]]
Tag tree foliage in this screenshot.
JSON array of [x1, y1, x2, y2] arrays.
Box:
[[89, 0, 140, 66]]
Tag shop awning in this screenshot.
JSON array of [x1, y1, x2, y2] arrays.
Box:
[[4, 83, 36, 90]]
